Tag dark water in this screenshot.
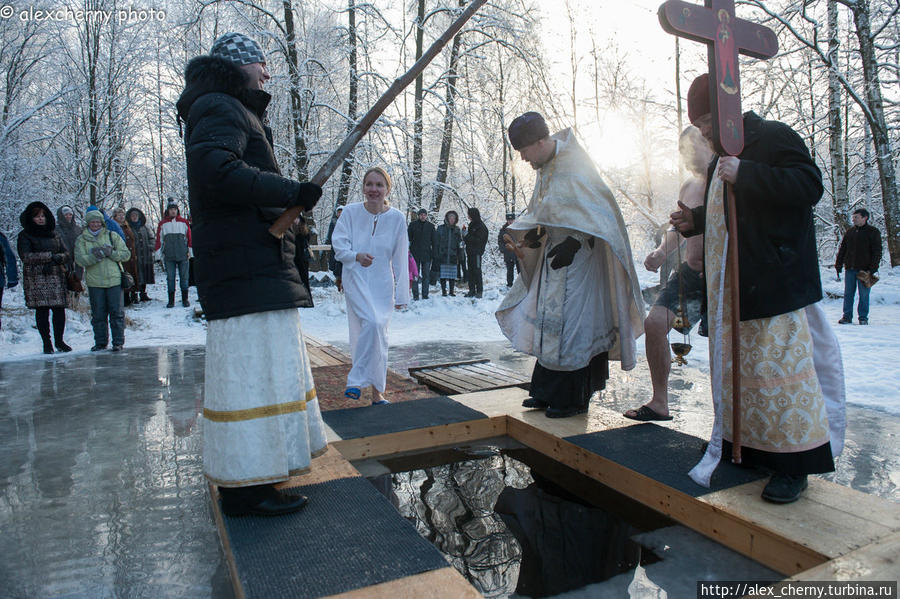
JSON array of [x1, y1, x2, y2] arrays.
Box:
[[365, 441, 778, 598], [0, 347, 232, 599]]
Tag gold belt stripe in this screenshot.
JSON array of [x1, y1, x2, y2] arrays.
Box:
[[203, 389, 317, 422]]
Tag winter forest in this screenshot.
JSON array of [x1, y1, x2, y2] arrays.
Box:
[[0, 0, 898, 267]]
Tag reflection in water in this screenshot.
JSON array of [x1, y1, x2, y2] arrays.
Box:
[[0, 347, 232, 598], [390, 452, 530, 597], [382, 448, 660, 598]]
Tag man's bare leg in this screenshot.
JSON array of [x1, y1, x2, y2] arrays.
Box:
[[625, 305, 674, 418]]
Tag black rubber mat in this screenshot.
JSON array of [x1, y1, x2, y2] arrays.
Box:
[[565, 424, 767, 497], [323, 395, 488, 440], [224, 476, 450, 598]]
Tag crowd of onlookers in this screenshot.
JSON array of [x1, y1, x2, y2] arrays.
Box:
[[0, 198, 193, 353], [325, 205, 517, 300]]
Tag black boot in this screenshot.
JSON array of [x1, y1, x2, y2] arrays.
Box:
[[52, 308, 70, 352], [441, 280, 447, 296], [220, 484, 308, 517], [166, 292, 175, 308], [37, 311, 53, 354], [139, 291, 150, 302], [449, 280, 455, 297], [42, 339, 54, 354], [124, 292, 133, 307], [181, 289, 190, 307]]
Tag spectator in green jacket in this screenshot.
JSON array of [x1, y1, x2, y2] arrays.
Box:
[[75, 209, 131, 351]]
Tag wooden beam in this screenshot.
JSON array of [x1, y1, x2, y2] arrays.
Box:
[[332, 416, 507, 461], [321, 566, 480, 599], [208, 483, 248, 599], [505, 417, 829, 575], [781, 531, 900, 582], [408, 358, 490, 372]]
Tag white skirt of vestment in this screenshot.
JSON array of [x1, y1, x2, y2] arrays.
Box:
[[203, 308, 327, 487]]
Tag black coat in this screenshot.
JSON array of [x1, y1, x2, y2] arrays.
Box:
[[125, 208, 156, 286], [176, 55, 311, 320], [835, 224, 881, 273], [465, 219, 488, 256], [687, 112, 824, 321], [498, 224, 517, 263], [408, 219, 435, 262], [434, 222, 462, 265]]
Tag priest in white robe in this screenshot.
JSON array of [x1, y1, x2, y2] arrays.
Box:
[[497, 112, 645, 418], [332, 167, 410, 405]]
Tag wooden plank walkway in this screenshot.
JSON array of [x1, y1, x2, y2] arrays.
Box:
[[306, 336, 352, 367], [408, 359, 530, 395]]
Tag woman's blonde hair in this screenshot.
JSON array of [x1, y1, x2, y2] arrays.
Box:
[[363, 167, 392, 207]]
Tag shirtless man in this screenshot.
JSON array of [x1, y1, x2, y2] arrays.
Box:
[[624, 126, 712, 421]]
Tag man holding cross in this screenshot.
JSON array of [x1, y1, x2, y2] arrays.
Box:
[[671, 74, 846, 503]]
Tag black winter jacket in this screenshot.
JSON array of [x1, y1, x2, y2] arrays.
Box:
[[464, 218, 488, 256], [176, 55, 312, 319], [687, 112, 824, 321], [434, 214, 462, 265], [835, 224, 881, 273], [408, 219, 435, 262]]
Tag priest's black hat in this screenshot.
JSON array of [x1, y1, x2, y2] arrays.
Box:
[[508, 112, 549, 150]]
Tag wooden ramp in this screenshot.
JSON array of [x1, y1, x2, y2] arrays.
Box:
[[305, 335, 352, 367], [408, 358, 530, 395], [213, 339, 900, 598]]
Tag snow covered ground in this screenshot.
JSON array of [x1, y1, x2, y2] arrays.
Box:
[[2, 262, 899, 416]]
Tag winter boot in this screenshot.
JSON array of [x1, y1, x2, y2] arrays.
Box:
[[139, 291, 150, 302], [182, 289, 191, 307], [124, 292, 133, 307], [166, 292, 175, 308], [449, 280, 456, 297], [441, 280, 447, 296]]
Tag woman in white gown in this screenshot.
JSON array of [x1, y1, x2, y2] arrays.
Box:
[[331, 167, 409, 405]]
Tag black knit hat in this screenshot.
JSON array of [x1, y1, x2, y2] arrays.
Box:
[[211, 32, 266, 66], [508, 112, 550, 150]]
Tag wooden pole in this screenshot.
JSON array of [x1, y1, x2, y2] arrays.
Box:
[[269, 0, 488, 238], [726, 182, 742, 464]]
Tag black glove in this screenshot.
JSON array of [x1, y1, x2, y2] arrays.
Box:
[[547, 236, 581, 270], [523, 227, 546, 248], [91, 247, 106, 260], [295, 182, 323, 211], [51, 253, 67, 264], [102, 245, 114, 257]]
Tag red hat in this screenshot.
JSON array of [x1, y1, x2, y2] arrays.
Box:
[[687, 74, 711, 124]]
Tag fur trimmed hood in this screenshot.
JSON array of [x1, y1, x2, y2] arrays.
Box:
[[176, 55, 271, 123]]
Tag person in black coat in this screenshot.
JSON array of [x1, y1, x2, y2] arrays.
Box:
[[326, 206, 344, 291], [176, 32, 325, 517], [433, 210, 462, 296], [464, 207, 488, 298], [835, 208, 881, 325], [17, 202, 72, 353], [671, 74, 841, 505], [407, 208, 435, 300]]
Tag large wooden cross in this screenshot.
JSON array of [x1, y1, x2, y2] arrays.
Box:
[[658, 0, 778, 464], [659, 0, 777, 155]]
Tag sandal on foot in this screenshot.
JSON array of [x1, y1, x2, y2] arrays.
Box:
[[344, 387, 361, 401], [371, 398, 390, 406], [623, 405, 673, 422]]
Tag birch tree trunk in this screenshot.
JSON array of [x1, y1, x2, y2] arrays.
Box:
[[850, 0, 899, 265], [413, 0, 425, 209], [432, 0, 465, 213], [283, 0, 309, 181], [335, 0, 358, 209], [828, 0, 849, 238]]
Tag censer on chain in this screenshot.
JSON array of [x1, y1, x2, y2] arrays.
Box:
[[668, 227, 692, 365]]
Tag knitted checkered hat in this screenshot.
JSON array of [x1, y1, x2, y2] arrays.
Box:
[[210, 32, 265, 66]]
